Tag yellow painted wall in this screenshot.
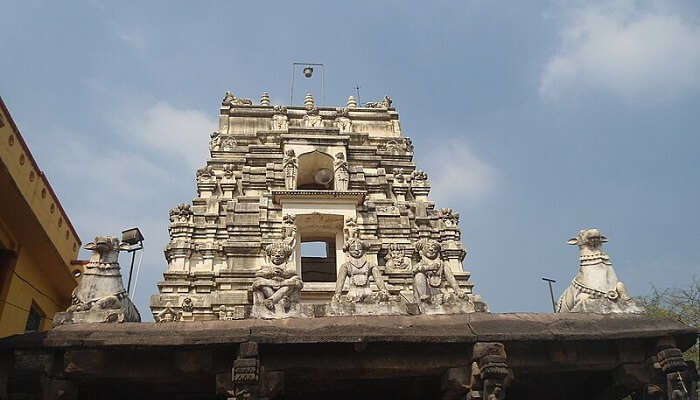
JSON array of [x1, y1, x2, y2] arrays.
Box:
[[0, 97, 81, 337], [0, 248, 68, 336]]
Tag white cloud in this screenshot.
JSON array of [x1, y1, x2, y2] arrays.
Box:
[[420, 139, 497, 207], [540, 0, 700, 101], [119, 102, 216, 170]]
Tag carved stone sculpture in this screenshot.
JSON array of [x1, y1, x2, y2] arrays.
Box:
[[222, 90, 252, 106], [209, 131, 222, 151], [156, 302, 179, 322], [333, 152, 349, 191], [411, 239, 466, 305], [557, 229, 643, 313], [438, 208, 459, 227], [334, 238, 389, 303], [385, 243, 410, 270], [252, 240, 304, 318], [365, 96, 392, 109], [53, 236, 141, 326], [282, 149, 298, 190], [303, 106, 322, 128], [169, 203, 193, 223]]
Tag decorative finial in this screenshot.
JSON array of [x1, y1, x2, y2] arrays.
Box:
[[260, 92, 270, 106], [347, 95, 357, 108], [304, 93, 314, 109]]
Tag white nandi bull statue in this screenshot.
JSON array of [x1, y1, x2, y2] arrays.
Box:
[[53, 236, 141, 326], [557, 229, 642, 314]]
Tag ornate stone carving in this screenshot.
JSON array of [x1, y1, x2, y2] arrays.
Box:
[[333, 152, 349, 191], [364, 95, 392, 109], [282, 149, 298, 190], [155, 302, 179, 323], [438, 208, 460, 227], [196, 165, 215, 180], [557, 229, 642, 313], [252, 239, 303, 318], [221, 136, 237, 151], [209, 131, 221, 151], [222, 90, 252, 106], [334, 238, 389, 304], [411, 239, 466, 305], [181, 297, 194, 312], [303, 106, 322, 128], [404, 137, 413, 152], [335, 116, 351, 132], [272, 105, 288, 130], [385, 243, 410, 270], [470, 343, 510, 400], [343, 217, 359, 243], [410, 169, 428, 182], [53, 236, 141, 326], [169, 203, 193, 223]]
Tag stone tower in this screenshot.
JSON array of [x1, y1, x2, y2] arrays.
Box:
[[150, 91, 487, 320]]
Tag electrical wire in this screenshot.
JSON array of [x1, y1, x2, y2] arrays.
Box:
[[130, 243, 144, 299], [12, 270, 63, 308]]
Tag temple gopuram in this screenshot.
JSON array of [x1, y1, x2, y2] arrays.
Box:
[[0, 91, 697, 400]]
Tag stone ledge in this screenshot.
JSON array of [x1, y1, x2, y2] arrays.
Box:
[[0, 313, 696, 351]]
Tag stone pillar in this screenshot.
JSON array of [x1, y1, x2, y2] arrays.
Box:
[[470, 342, 510, 400], [656, 342, 698, 400], [232, 342, 260, 399]]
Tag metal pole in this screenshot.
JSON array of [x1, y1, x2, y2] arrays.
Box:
[[542, 277, 557, 313], [127, 251, 136, 293], [321, 64, 325, 106], [290, 64, 296, 105]]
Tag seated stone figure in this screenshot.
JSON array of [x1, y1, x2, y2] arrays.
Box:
[[557, 229, 642, 313], [252, 241, 303, 314], [412, 239, 466, 304], [334, 238, 389, 303]]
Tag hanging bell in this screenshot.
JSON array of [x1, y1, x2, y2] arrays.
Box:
[[303, 66, 313, 78]]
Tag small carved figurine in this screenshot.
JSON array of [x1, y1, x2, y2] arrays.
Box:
[[412, 239, 466, 304], [334, 238, 389, 303], [385, 243, 410, 270], [282, 149, 298, 190], [334, 152, 349, 191]]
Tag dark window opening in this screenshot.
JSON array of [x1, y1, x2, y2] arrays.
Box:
[[25, 303, 43, 332], [301, 240, 337, 282]]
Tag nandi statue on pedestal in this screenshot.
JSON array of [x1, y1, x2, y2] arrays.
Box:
[[53, 236, 141, 326], [557, 229, 642, 314]]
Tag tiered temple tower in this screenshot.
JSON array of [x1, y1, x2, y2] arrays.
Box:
[[150, 91, 486, 320]]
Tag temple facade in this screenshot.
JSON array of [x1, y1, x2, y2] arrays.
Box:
[[150, 91, 486, 320]]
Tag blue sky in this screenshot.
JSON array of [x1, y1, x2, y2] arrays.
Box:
[[2, 0, 699, 318]]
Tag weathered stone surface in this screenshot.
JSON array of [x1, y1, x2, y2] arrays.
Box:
[[53, 236, 140, 326], [152, 91, 480, 320], [558, 229, 643, 314], [3, 313, 695, 349]]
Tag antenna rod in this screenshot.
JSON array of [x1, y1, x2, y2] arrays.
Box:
[[542, 277, 557, 312]]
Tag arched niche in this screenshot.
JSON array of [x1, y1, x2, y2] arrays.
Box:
[[297, 150, 334, 190]]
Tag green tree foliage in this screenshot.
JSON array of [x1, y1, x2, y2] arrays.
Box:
[[638, 277, 699, 365]]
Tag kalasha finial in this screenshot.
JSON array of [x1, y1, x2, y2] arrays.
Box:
[[260, 92, 270, 106], [347, 95, 357, 108], [304, 93, 315, 109]]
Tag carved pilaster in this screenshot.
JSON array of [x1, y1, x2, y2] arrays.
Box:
[[232, 342, 260, 399], [656, 345, 697, 400], [469, 342, 510, 400]]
